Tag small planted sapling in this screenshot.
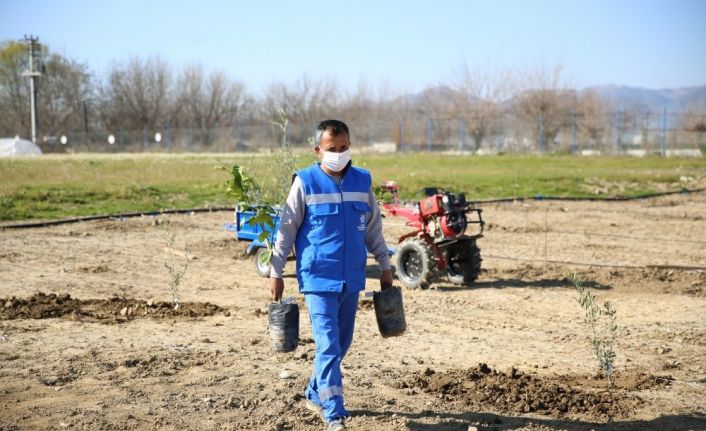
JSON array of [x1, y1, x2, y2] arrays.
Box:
[[162, 221, 190, 310], [569, 273, 618, 386], [218, 164, 277, 267], [218, 109, 310, 270]]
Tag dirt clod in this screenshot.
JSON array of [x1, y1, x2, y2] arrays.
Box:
[[0, 292, 226, 323], [397, 363, 651, 420]]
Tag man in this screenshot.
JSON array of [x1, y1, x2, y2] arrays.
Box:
[[269, 119, 393, 431]]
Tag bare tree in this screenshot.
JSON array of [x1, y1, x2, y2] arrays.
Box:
[[678, 104, 706, 149], [513, 63, 575, 150], [387, 83, 424, 149], [173, 65, 247, 129], [447, 60, 516, 151], [618, 101, 652, 150], [365, 79, 401, 145], [339, 79, 375, 144], [37, 53, 92, 135], [261, 75, 341, 145], [338, 79, 412, 147], [411, 85, 455, 149], [97, 55, 172, 131], [575, 89, 610, 148]]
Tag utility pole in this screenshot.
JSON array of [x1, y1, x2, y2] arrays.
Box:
[[21, 35, 42, 144]]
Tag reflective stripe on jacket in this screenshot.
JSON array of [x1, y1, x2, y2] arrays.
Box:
[[295, 163, 372, 293]]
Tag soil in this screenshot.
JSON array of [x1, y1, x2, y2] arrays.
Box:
[[0, 292, 227, 323], [1, 194, 706, 430]]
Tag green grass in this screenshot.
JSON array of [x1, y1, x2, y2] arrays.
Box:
[[0, 154, 249, 222], [1, 153, 704, 222], [359, 154, 706, 200]]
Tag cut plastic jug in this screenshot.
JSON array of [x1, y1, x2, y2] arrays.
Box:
[[373, 285, 407, 337], [268, 301, 299, 352]]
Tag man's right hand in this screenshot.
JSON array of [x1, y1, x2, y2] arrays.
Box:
[[270, 277, 284, 301]]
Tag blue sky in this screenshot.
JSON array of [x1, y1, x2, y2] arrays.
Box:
[[2, 0, 705, 94]]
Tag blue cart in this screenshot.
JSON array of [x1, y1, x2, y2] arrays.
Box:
[[225, 207, 283, 278], [225, 206, 396, 278]]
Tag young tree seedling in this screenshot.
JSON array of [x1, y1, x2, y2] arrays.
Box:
[[569, 272, 618, 386]]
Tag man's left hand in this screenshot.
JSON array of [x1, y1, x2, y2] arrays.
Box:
[[380, 269, 394, 288]]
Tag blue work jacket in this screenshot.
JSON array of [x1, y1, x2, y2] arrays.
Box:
[[295, 163, 372, 293]]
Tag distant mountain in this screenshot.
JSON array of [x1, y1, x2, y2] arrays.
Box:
[[400, 85, 459, 108], [584, 85, 706, 113], [409, 84, 706, 114]]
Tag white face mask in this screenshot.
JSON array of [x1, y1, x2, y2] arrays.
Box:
[[321, 149, 351, 172]]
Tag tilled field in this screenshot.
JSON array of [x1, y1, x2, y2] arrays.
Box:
[[1, 194, 705, 430]]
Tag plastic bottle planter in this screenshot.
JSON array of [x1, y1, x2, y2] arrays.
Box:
[[268, 302, 299, 352], [373, 286, 407, 338]]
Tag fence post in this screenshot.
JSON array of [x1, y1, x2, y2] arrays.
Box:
[[571, 109, 577, 154], [615, 110, 623, 155], [71, 128, 77, 154], [661, 107, 667, 156], [119, 128, 124, 152], [239, 120, 245, 150], [143, 128, 148, 152], [94, 127, 101, 153], [232, 121, 238, 152], [399, 121, 404, 152], [539, 114, 545, 153], [166, 124, 171, 152], [188, 127, 194, 151], [460, 119, 465, 153], [642, 111, 649, 151], [427, 118, 433, 151]]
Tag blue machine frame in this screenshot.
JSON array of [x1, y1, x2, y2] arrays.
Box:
[[225, 206, 395, 268], [224, 207, 281, 255]]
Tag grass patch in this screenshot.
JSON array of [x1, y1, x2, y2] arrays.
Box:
[[360, 154, 704, 200], [1, 153, 704, 221]]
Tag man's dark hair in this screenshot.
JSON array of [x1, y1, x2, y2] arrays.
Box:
[[315, 119, 349, 144]]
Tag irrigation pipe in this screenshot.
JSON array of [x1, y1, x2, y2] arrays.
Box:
[[385, 222, 706, 248], [1, 187, 703, 230], [483, 254, 706, 271], [485, 228, 706, 246], [0, 206, 235, 230], [471, 187, 705, 205], [549, 229, 706, 246]]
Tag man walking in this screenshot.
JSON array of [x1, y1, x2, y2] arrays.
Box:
[[269, 119, 393, 431]]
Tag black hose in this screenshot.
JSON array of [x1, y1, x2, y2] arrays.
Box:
[[0, 207, 235, 230], [470, 187, 705, 205], [2, 187, 703, 230]]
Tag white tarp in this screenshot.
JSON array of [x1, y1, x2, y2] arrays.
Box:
[[0, 137, 43, 157]]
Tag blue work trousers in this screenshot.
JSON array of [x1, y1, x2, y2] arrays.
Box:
[[304, 284, 359, 421]]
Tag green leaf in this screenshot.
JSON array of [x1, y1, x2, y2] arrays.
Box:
[[257, 248, 273, 266], [257, 230, 271, 243], [374, 185, 385, 200], [248, 211, 274, 229]]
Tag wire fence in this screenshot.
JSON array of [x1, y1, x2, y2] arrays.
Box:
[[23, 110, 706, 156]]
